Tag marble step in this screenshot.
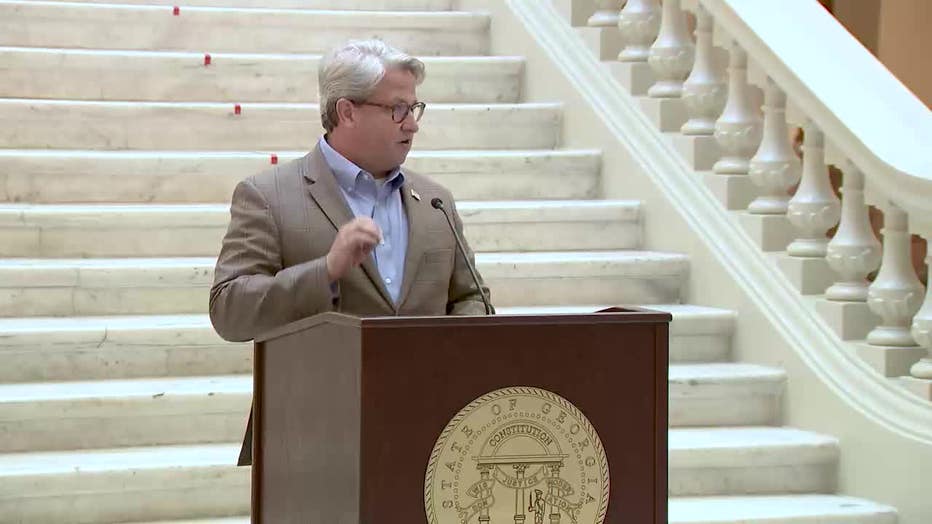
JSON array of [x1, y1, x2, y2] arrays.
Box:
[[507, 304, 735, 363], [0, 315, 251, 383], [0, 1, 488, 56], [0, 251, 689, 317], [0, 48, 523, 103], [0, 305, 734, 383], [0, 364, 779, 452], [122, 494, 899, 524], [0, 149, 601, 203], [49, 0, 452, 8], [668, 495, 897, 523], [0, 99, 562, 151], [119, 496, 899, 524], [0, 200, 640, 257], [670, 364, 784, 427], [668, 427, 839, 496], [0, 375, 251, 453], [0, 443, 249, 524], [0, 428, 839, 522]]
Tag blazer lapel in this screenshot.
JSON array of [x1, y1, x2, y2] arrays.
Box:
[[397, 179, 430, 309], [302, 145, 394, 309]]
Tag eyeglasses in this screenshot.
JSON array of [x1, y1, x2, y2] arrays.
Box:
[[354, 100, 426, 123]]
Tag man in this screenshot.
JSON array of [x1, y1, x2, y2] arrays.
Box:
[[209, 40, 492, 465]]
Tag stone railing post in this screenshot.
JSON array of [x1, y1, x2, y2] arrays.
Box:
[[646, 0, 694, 98], [587, 0, 626, 27], [617, 0, 661, 62]]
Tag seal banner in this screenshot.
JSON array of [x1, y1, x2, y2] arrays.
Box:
[[425, 387, 610, 524]]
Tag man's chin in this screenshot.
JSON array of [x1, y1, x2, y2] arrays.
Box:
[[395, 146, 412, 165]]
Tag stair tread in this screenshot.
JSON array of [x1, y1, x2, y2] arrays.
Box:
[[0, 148, 602, 158], [669, 362, 785, 382], [0, 1, 481, 19], [119, 494, 900, 524], [0, 442, 241, 476], [0, 361, 779, 402], [0, 46, 515, 62], [0, 251, 687, 268], [0, 304, 733, 332], [669, 426, 837, 455], [0, 98, 554, 109], [0, 427, 836, 478], [42, 0, 453, 9], [0, 374, 250, 403], [0, 199, 640, 214], [669, 494, 897, 521], [500, 304, 736, 334]]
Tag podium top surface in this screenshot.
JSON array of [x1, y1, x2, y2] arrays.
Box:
[[255, 306, 672, 343]]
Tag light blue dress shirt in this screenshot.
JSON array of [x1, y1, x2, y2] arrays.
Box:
[[318, 137, 409, 304]]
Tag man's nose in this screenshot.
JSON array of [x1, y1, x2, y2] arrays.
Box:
[[401, 112, 419, 133]]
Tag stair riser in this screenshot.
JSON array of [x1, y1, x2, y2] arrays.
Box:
[[0, 221, 639, 257], [0, 261, 687, 316], [669, 465, 836, 496], [0, 51, 521, 103], [0, 466, 249, 524], [669, 395, 780, 427], [0, 411, 247, 453], [0, 343, 252, 383], [0, 4, 488, 56], [0, 101, 561, 151], [0, 330, 722, 382], [0, 388, 776, 452], [0, 152, 600, 203], [669, 334, 730, 363]]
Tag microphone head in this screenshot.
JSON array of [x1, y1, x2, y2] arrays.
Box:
[[430, 197, 444, 209]]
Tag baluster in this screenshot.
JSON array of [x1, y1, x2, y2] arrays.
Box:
[[785, 121, 840, 257], [824, 165, 881, 301], [587, 0, 626, 27], [866, 205, 925, 347], [617, 0, 661, 62], [681, 5, 726, 135], [646, 0, 694, 98], [713, 42, 762, 175], [910, 245, 932, 379], [747, 78, 800, 214]]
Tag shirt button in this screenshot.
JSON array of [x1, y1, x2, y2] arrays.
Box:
[[385, 277, 392, 285]]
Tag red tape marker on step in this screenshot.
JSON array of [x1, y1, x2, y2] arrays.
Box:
[[234, 104, 241, 115], [270, 154, 279, 165], [173, 6, 180, 15], [204, 53, 211, 66]]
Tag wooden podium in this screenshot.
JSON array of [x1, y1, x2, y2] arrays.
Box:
[[249, 308, 670, 523]]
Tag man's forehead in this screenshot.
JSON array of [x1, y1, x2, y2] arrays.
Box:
[[372, 76, 418, 103]]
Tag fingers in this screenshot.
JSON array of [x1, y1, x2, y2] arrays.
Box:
[[351, 217, 382, 244], [326, 218, 384, 281]]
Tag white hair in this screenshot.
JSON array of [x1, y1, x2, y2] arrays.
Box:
[[318, 39, 426, 132]]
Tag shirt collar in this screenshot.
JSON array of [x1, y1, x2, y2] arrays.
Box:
[[318, 136, 405, 193]]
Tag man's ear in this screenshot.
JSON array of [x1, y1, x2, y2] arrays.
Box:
[[335, 98, 357, 129]]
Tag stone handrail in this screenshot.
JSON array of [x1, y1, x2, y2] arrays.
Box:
[[584, 0, 932, 388], [535, 0, 932, 417], [701, 0, 932, 233]]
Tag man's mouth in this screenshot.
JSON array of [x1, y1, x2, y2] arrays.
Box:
[[399, 138, 412, 145]]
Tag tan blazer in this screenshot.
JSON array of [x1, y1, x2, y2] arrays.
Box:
[[209, 144, 491, 465]]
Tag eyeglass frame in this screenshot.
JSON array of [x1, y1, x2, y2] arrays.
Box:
[[352, 100, 426, 123]]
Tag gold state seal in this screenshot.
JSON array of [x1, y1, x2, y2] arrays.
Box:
[[425, 387, 609, 524]]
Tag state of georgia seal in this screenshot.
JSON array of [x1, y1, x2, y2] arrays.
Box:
[[424, 387, 610, 524]]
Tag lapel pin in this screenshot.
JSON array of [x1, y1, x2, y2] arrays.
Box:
[[410, 188, 421, 201]]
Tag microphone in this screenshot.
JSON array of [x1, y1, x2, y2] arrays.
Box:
[[431, 197, 493, 315]]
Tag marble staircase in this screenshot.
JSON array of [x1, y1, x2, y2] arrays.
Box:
[[0, 0, 897, 522]]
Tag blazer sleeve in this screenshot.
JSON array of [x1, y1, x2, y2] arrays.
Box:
[[445, 196, 494, 316], [209, 178, 335, 342]]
